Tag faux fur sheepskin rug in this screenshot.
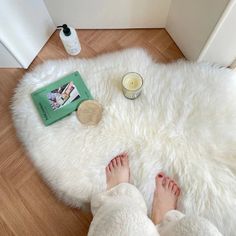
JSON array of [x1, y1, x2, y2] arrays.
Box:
[[12, 48, 236, 235]]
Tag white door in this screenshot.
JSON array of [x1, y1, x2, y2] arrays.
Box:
[[0, 0, 55, 68], [43, 0, 171, 28]]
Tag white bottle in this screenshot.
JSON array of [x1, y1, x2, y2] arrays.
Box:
[[57, 24, 81, 56]]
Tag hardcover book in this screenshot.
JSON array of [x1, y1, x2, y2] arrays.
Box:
[[31, 71, 93, 126]]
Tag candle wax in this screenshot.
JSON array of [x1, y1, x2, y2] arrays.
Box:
[[122, 73, 142, 91]]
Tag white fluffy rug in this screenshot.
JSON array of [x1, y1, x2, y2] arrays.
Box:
[[12, 48, 236, 235]]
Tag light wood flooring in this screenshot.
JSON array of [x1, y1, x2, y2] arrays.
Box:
[[0, 29, 184, 235]]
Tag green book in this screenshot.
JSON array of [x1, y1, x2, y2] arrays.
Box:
[[31, 71, 93, 126]]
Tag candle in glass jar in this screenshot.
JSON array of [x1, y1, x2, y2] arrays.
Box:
[[122, 72, 143, 99]]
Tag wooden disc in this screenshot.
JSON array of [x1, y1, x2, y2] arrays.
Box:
[[76, 100, 103, 125]]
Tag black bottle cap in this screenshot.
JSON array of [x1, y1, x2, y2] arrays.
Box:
[[57, 24, 71, 36]]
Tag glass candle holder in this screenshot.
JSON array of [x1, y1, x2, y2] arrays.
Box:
[[122, 72, 143, 99]]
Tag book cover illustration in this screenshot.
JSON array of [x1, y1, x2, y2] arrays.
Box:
[[31, 71, 93, 126]]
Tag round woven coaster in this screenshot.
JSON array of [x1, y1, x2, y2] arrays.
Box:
[[76, 100, 103, 125]]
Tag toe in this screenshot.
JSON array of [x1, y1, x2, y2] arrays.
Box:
[[157, 172, 165, 178], [122, 152, 128, 157], [164, 177, 170, 189], [117, 154, 123, 159], [116, 157, 121, 166], [168, 180, 174, 190], [156, 172, 165, 186], [105, 166, 110, 175], [172, 184, 178, 193], [108, 162, 113, 172], [119, 152, 128, 158], [121, 155, 129, 166], [112, 159, 117, 168], [175, 188, 181, 196]]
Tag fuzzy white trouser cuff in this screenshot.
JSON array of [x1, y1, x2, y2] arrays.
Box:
[[88, 183, 222, 236]]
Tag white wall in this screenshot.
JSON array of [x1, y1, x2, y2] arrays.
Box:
[[43, 0, 172, 28], [199, 0, 236, 66], [166, 0, 229, 61], [0, 42, 21, 68], [0, 0, 55, 68]]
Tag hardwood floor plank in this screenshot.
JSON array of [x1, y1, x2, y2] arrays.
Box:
[[162, 42, 184, 62], [0, 216, 15, 236], [1, 151, 35, 189], [18, 174, 92, 236], [0, 129, 22, 167], [0, 176, 46, 235], [148, 29, 174, 53]]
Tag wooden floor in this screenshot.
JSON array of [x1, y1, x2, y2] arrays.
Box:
[[0, 29, 184, 235]]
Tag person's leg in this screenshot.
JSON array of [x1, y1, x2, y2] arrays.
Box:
[[152, 173, 222, 236], [88, 153, 159, 236]]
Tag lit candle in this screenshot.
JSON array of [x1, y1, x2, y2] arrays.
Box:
[[122, 72, 143, 99]]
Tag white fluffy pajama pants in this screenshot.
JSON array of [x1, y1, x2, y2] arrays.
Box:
[[88, 183, 222, 236]]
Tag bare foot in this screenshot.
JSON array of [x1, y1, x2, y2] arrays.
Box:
[[106, 153, 130, 190], [151, 172, 181, 225]]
